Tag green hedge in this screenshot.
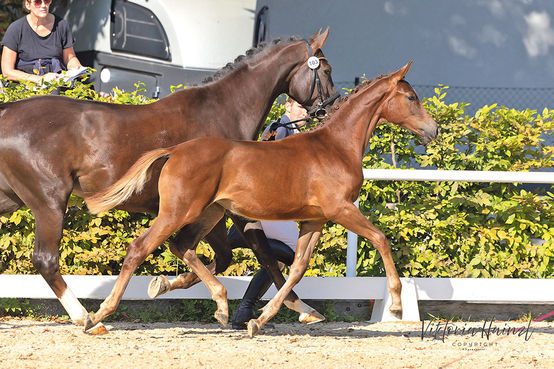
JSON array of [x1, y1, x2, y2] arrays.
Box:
[[0, 79, 552, 278]]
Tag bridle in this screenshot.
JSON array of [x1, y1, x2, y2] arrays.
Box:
[[261, 39, 341, 140], [300, 39, 340, 118]]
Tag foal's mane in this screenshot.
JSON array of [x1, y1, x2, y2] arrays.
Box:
[[200, 36, 304, 85], [306, 74, 390, 130]]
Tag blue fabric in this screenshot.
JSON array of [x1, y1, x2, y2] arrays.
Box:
[[16, 57, 63, 75], [260, 114, 297, 141]]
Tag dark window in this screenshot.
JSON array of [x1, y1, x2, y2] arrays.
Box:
[[110, 0, 171, 61], [253, 6, 268, 47]]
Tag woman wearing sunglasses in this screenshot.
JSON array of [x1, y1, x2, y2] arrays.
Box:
[[1, 0, 82, 84]]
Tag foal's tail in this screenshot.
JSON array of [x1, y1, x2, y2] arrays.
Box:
[[85, 148, 173, 214]]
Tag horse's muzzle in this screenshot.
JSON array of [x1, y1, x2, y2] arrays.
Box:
[[421, 125, 440, 145]]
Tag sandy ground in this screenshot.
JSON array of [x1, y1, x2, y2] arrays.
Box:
[[0, 318, 552, 369]]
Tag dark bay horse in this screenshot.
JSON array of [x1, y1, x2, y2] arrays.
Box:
[[0, 29, 338, 332], [85, 62, 439, 334]]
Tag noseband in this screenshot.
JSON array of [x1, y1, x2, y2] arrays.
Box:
[[301, 39, 341, 118]]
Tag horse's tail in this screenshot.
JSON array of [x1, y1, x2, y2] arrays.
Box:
[[85, 147, 173, 214]]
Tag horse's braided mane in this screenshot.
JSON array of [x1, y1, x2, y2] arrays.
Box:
[[199, 35, 304, 85]]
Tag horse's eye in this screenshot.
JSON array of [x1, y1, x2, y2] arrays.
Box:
[[324, 69, 331, 75], [408, 95, 416, 101]]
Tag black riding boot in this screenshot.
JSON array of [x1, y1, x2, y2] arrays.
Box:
[[231, 239, 295, 330], [231, 268, 272, 330]]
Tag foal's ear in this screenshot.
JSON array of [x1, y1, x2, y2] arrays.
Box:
[[310, 27, 330, 51], [390, 61, 413, 83]]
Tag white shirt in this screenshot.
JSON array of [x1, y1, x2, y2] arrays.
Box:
[[260, 220, 299, 250]]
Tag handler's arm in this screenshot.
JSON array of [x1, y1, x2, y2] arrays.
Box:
[[63, 46, 82, 70], [1, 46, 44, 83]]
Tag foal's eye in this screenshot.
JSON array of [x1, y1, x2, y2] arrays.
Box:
[[408, 95, 417, 101]]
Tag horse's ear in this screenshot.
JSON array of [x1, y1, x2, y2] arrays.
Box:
[[390, 61, 412, 84], [309, 27, 330, 51], [400, 61, 412, 78]]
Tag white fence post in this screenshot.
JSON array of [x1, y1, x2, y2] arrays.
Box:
[[346, 198, 359, 277]]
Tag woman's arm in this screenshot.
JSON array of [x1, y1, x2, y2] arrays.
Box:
[[63, 46, 82, 70], [1, 46, 59, 83], [1, 46, 40, 83]]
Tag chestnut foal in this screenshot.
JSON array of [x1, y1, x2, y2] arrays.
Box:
[[86, 62, 438, 335]]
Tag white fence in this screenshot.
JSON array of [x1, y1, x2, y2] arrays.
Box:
[[0, 275, 552, 322], [1, 170, 553, 322]]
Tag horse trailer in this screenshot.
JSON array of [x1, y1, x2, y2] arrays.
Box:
[[52, 0, 256, 98]]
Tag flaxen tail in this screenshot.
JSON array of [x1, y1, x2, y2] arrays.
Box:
[[86, 147, 173, 214]]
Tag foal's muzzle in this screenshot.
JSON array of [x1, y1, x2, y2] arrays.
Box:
[[421, 125, 440, 145]]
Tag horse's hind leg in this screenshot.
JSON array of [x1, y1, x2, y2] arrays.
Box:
[[85, 203, 229, 331], [85, 206, 193, 331], [0, 171, 104, 330], [0, 190, 23, 273], [165, 205, 230, 326], [31, 205, 88, 322], [147, 217, 232, 298], [0, 190, 23, 216]]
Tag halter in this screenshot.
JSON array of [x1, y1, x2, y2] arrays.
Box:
[[301, 39, 340, 118]]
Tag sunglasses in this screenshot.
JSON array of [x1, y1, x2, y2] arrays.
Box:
[[32, 0, 51, 7]]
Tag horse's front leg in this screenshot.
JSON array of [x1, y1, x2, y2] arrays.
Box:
[[247, 221, 324, 337], [332, 202, 402, 318], [230, 215, 324, 324], [84, 215, 183, 333]]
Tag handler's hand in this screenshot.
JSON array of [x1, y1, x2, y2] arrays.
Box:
[[40, 72, 61, 83]]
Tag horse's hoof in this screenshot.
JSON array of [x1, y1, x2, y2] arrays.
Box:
[[299, 310, 326, 325], [85, 322, 108, 335], [247, 320, 260, 337], [214, 312, 228, 327], [148, 275, 170, 299], [84, 314, 95, 331], [389, 306, 403, 320], [84, 314, 107, 335]]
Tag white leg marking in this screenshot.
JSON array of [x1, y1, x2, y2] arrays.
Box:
[[59, 289, 88, 325]]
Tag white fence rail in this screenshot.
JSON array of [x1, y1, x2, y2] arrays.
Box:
[[0, 275, 552, 322]]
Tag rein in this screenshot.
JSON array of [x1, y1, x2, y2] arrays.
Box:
[[267, 116, 312, 131], [301, 39, 340, 118]]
